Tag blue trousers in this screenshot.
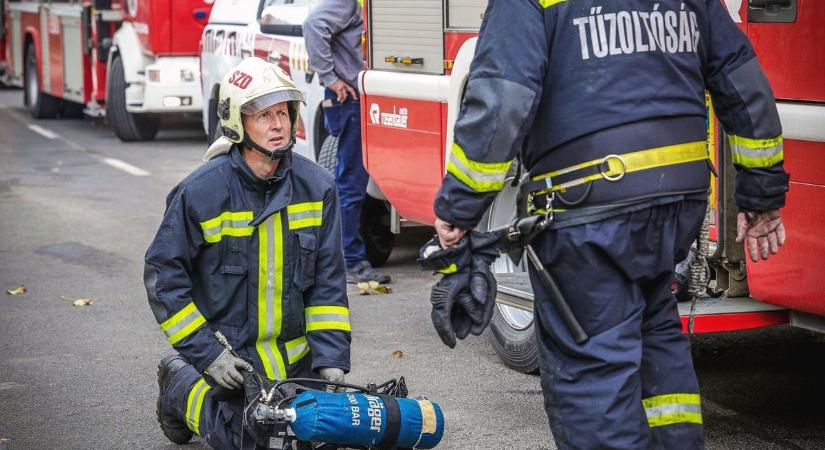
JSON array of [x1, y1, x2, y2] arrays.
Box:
[[530, 200, 706, 449], [162, 358, 316, 449], [323, 88, 368, 268]]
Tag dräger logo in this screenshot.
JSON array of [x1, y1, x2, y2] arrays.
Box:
[[369, 104, 408, 129]]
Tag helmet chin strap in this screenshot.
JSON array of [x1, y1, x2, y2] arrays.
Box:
[[243, 135, 295, 161]]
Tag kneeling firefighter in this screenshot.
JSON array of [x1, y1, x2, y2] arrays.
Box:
[[144, 57, 352, 448], [422, 1, 789, 449]]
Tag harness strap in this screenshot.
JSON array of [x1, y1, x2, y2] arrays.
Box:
[[520, 141, 709, 197]]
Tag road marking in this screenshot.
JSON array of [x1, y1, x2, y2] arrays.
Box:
[[101, 157, 151, 177], [27, 124, 60, 140]]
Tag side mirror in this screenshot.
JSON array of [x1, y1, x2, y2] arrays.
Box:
[[259, 23, 303, 37]]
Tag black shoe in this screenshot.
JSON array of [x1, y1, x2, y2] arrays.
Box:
[[157, 355, 194, 444], [346, 260, 391, 284]]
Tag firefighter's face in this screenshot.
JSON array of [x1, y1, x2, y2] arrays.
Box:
[[242, 102, 292, 151]]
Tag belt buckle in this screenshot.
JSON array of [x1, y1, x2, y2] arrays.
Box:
[[600, 154, 627, 182]]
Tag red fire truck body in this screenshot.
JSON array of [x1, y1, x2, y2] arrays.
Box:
[[359, 0, 825, 368], [1, 0, 212, 141]]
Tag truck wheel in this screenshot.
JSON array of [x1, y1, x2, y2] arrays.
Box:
[[107, 55, 160, 142], [360, 196, 395, 267], [317, 134, 338, 173], [24, 42, 60, 119], [480, 174, 540, 374]]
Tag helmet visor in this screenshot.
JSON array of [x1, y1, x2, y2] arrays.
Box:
[[240, 90, 306, 116]]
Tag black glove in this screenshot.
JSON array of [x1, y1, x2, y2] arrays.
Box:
[[419, 232, 500, 348], [467, 232, 499, 336]]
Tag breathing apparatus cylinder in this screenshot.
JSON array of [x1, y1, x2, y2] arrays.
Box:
[[288, 391, 444, 449]]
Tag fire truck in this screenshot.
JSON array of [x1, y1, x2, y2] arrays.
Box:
[[359, 0, 825, 372], [1, 0, 212, 141]]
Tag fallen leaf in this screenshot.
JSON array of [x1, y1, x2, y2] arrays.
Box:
[[6, 285, 26, 296], [60, 296, 94, 307], [357, 281, 392, 295], [391, 350, 403, 358]]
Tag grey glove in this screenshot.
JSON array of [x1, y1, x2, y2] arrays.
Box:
[[204, 349, 253, 390], [319, 367, 345, 392]]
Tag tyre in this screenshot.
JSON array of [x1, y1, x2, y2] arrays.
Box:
[[317, 134, 338, 173], [107, 55, 160, 142], [480, 174, 540, 374], [24, 42, 60, 119], [360, 196, 395, 267]]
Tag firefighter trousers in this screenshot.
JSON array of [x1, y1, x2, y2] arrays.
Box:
[[530, 199, 706, 449], [323, 88, 368, 268], [162, 358, 315, 449]]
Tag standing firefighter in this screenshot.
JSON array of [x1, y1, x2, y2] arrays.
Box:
[[429, 0, 788, 448], [145, 57, 351, 448]]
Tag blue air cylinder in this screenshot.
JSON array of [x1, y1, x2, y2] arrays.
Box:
[[288, 391, 444, 449]]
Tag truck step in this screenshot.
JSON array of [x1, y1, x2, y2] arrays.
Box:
[[494, 272, 789, 334]]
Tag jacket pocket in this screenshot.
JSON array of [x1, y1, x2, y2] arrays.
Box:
[[294, 231, 317, 291]]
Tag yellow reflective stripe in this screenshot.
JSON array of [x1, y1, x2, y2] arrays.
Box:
[[256, 214, 287, 380], [532, 141, 708, 193], [159, 301, 207, 345], [539, 0, 567, 7], [305, 306, 351, 332], [643, 393, 703, 428], [306, 305, 350, 316], [285, 335, 310, 364], [185, 378, 211, 435], [288, 217, 323, 230], [287, 201, 324, 230], [447, 143, 513, 193], [287, 201, 324, 214], [438, 263, 458, 274], [729, 134, 784, 168], [199, 211, 254, 244], [647, 412, 703, 428]]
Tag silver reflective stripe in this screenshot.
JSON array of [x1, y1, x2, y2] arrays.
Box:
[[306, 313, 350, 324], [202, 219, 253, 239], [288, 209, 322, 222], [645, 403, 702, 419], [448, 152, 508, 184], [730, 141, 783, 159]]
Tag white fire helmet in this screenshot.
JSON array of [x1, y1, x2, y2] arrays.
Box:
[[217, 57, 305, 146]]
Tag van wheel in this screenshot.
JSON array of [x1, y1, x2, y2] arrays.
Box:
[[107, 55, 160, 141], [24, 42, 60, 119], [317, 134, 338, 173], [480, 174, 539, 374], [360, 196, 395, 267]]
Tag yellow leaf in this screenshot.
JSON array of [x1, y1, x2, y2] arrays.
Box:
[[6, 285, 26, 296], [60, 296, 94, 306], [357, 281, 392, 295], [391, 350, 403, 358]]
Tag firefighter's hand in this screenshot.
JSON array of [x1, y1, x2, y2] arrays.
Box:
[[435, 217, 467, 249], [319, 367, 345, 392], [329, 79, 358, 103], [204, 349, 253, 390], [736, 209, 786, 262]]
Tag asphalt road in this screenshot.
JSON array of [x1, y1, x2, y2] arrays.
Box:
[[1, 88, 824, 449]]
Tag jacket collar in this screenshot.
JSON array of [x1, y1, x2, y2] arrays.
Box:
[[229, 145, 294, 226]]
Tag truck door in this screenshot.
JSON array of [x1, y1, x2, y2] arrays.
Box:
[[731, 0, 825, 315]]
